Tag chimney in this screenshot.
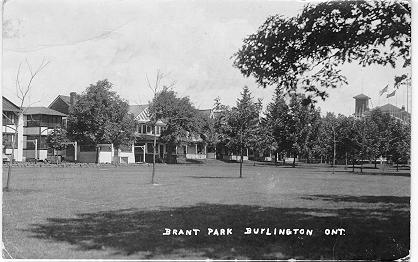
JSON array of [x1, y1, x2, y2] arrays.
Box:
[[70, 92, 77, 106]]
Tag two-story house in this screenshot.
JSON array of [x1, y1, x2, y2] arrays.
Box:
[[23, 107, 66, 161], [2, 97, 23, 161]]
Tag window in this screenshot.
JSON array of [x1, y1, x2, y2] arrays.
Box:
[[146, 125, 151, 133], [25, 136, 37, 149]]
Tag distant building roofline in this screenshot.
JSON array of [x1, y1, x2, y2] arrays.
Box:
[[353, 93, 371, 99]]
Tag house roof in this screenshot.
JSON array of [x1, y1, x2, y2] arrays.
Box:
[[2, 97, 20, 112], [58, 95, 71, 105], [353, 93, 370, 100], [23, 107, 67, 116], [128, 104, 148, 116], [377, 103, 410, 115], [48, 95, 70, 108]]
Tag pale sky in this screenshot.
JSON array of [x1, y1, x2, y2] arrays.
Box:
[[2, 0, 411, 115]]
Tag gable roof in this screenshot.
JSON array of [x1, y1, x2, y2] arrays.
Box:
[[48, 95, 71, 108], [23, 107, 67, 116], [129, 104, 149, 120], [353, 93, 370, 100], [2, 97, 20, 112], [129, 104, 148, 116], [58, 95, 70, 105]]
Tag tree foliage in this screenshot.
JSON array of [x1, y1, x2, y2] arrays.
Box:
[[264, 89, 293, 160], [233, 0, 411, 104], [287, 94, 321, 164], [67, 79, 136, 149], [148, 87, 203, 150], [223, 86, 261, 177], [46, 126, 68, 153], [314, 108, 410, 170]]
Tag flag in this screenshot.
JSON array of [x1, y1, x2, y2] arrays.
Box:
[[387, 89, 396, 98], [379, 85, 388, 96]]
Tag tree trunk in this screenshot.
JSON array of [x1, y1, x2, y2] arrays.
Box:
[[374, 157, 377, 169], [239, 147, 243, 178], [95, 146, 99, 164], [5, 136, 16, 191], [360, 161, 363, 173], [151, 131, 157, 184], [113, 146, 119, 166], [352, 155, 355, 172], [292, 154, 296, 168], [5, 130, 19, 191], [54, 149, 58, 164], [396, 162, 399, 172], [274, 152, 277, 166], [345, 152, 348, 170]]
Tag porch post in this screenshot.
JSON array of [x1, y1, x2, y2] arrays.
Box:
[[74, 141, 78, 162], [143, 145, 145, 163]]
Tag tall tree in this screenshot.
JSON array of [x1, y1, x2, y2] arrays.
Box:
[[233, 1, 410, 103], [287, 94, 320, 167], [224, 86, 261, 177], [387, 120, 410, 171], [67, 79, 135, 163], [264, 88, 293, 164], [149, 87, 203, 163], [369, 108, 393, 167]]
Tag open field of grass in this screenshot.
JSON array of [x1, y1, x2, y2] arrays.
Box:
[[2, 160, 410, 259]]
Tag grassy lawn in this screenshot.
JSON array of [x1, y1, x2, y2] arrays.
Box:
[[2, 160, 410, 259]]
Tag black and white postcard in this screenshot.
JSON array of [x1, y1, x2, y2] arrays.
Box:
[[1, 0, 412, 260]]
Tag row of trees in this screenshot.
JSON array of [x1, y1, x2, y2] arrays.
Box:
[[202, 86, 410, 174]]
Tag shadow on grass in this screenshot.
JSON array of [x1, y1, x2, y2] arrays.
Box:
[[308, 169, 411, 177], [3, 188, 43, 194], [27, 197, 409, 260], [186, 176, 243, 179], [301, 195, 410, 205]]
